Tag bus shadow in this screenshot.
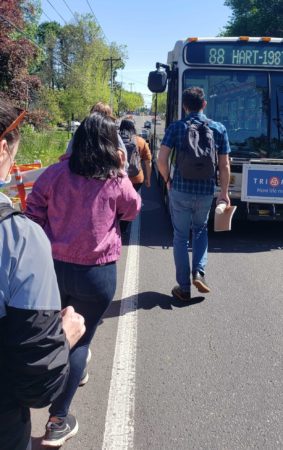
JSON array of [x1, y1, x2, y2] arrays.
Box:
[[208, 221, 283, 253]]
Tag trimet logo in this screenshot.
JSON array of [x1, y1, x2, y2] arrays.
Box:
[[253, 176, 283, 186], [269, 176, 280, 187]]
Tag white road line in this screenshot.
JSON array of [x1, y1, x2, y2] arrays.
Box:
[[102, 214, 141, 450]]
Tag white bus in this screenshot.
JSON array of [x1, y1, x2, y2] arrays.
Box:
[[148, 37, 283, 221]]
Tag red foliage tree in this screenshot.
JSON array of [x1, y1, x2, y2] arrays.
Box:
[[0, 0, 41, 107]]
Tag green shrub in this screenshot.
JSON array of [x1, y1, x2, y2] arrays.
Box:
[[18, 127, 70, 167]]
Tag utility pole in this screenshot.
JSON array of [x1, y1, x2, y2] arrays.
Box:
[[102, 57, 122, 110], [128, 82, 134, 92]]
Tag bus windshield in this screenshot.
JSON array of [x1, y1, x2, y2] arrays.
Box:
[[183, 69, 281, 159]]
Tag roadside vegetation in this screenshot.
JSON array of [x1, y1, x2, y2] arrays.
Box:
[[0, 1, 144, 164], [18, 125, 69, 166]]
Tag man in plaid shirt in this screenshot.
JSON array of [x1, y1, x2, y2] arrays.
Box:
[[158, 87, 231, 301]]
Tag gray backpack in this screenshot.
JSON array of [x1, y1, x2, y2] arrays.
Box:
[[177, 120, 217, 180], [120, 131, 141, 178]]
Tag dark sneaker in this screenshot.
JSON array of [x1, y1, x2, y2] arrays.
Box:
[[193, 271, 210, 293], [79, 348, 91, 387], [172, 285, 191, 301], [41, 414, 78, 447]]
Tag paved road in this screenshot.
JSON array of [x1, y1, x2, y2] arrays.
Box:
[[32, 124, 283, 449]]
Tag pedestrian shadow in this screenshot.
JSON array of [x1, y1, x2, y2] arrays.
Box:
[[31, 436, 51, 449], [103, 291, 205, 320]]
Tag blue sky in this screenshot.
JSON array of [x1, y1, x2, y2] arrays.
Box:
[[40, 0, 232, 106]]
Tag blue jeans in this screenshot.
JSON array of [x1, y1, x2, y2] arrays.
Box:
[[49, 260, 117, 418], [169, 189, 213, 292]]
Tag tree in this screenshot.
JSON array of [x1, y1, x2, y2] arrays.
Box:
[[118, 90, 144, 115], [151, 92, 167, 114], [222, 0, 283, 37], [36, 21, 62, 90], [0, 0, 41, 106], [35, 14, 128, 122]]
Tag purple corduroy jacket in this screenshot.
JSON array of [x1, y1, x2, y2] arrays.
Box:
[[25, 159, 141, 265]]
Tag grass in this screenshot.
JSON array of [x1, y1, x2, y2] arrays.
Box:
[[17, 128, 70, 167]]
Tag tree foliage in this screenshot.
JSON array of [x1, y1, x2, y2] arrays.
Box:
[[222, 0, 283, 37], [0, 3, 144, 126], [118, 90, 144, 115], [0, 0, 41, 106], [151, 92, 167, 114], [35, 15, 131, 122]]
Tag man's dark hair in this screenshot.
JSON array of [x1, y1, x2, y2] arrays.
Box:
[[182, 87, 205, 112], [69, 112, 121, 180]]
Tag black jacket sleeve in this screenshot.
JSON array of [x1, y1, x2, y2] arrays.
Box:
[[4, 306, 70, 409]]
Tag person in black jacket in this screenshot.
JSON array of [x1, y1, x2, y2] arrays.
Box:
[[0, 99, 85, 450]]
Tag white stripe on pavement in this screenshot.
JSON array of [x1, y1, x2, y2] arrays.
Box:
[[102, 214, 141, 449]]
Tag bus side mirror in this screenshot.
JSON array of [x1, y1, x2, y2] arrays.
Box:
[[148, 70, 167, 93]]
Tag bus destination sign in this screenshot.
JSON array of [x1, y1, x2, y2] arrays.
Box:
[[185, 42, 283, 67]]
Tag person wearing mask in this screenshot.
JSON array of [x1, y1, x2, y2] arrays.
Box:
[[26, 112, 141, 447], [0, 99, 85, 450]]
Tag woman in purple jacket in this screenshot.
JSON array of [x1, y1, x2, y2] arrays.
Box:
[[26, 112, 141, 447]]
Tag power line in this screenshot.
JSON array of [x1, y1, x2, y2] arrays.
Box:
[[61, 0, 77, 21], [117, 74, 149, 89], [85, 0, 95, 17], [85, 0, 110, 44], [42, 10, 53, 22], [45, 0, 67, 25]]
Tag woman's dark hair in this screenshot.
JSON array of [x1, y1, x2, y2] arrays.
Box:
[[0, 98, 22, 147], [69, 112, 121, 179], [119, 119, 136, 138]]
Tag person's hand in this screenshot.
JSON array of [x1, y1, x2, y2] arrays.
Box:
[[166, 180, 171, 191], [216, 192, 230, 207], [144, 179, 151, 188], [61, 306, 85, 349]]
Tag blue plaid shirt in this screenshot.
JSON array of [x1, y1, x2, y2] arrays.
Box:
[[161, 112, 231, 195]]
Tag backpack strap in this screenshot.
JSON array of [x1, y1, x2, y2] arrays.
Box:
[[0, 203, 22, 224]]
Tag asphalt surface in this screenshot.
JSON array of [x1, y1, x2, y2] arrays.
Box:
[[31, 116, 283, 450]]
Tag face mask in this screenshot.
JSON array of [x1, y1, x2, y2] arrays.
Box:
[[0, 157, 13, 188]]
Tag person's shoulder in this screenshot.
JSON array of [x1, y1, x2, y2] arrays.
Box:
[[0, 212, 50, 254], [36, 160, 69, 186], [110, 173, 133, 190], [37, 160, 63, 178], [107, 173, 127, 187], [171, 119, 186, 127], [136, 135, 146, 146], [136, 135, 149, 151], [207, 118, 227, 133], [165, 119, 186, 134]]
